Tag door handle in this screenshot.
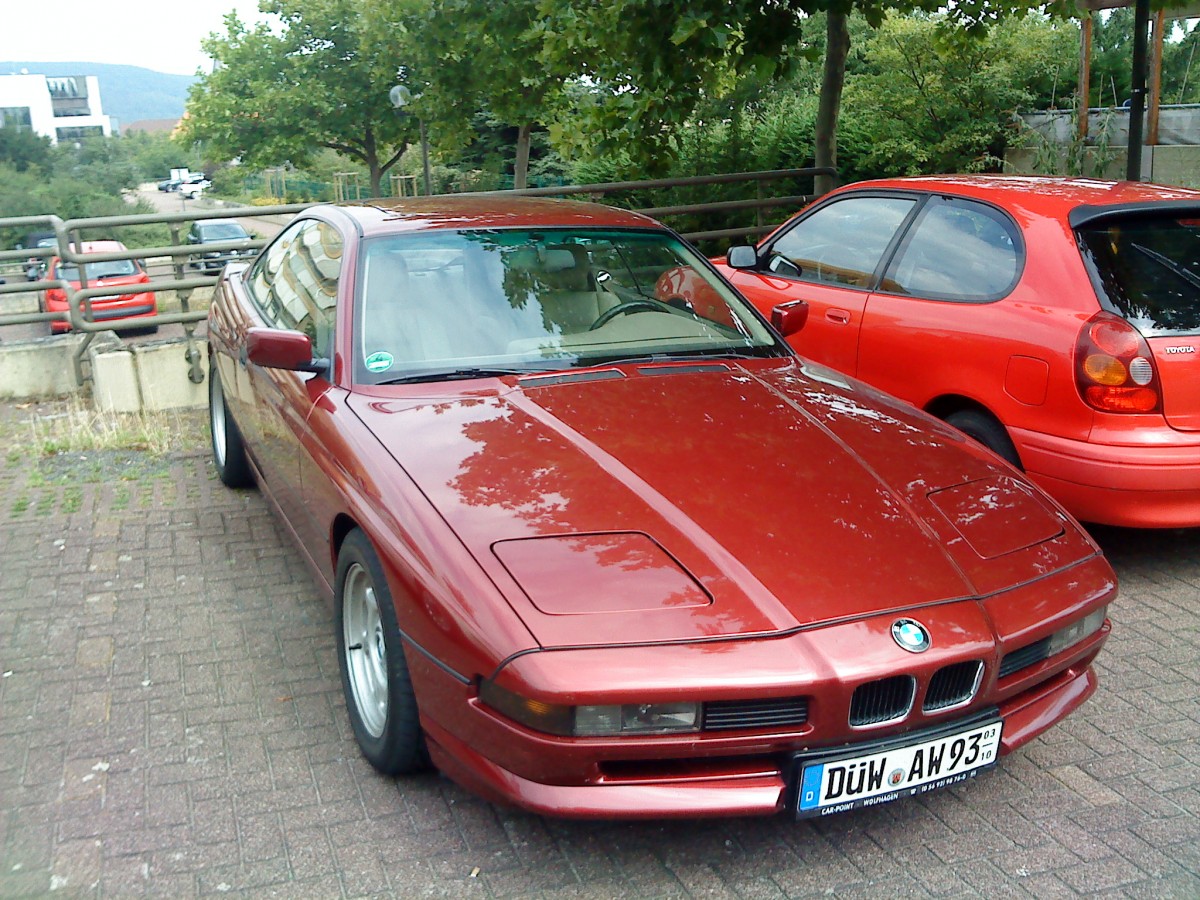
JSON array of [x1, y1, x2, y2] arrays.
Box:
[[826, 308, 851, 325]]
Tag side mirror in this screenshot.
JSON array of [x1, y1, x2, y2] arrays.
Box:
[[771, 300, 808, 337], [246, 327, 328, 374], [726, 245, 758, 270]]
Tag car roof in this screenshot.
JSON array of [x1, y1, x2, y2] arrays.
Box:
[[61, 240, 128, 254], [331, 196, 662, 237], [198, 219, 243, 228], [837, 175, 1200, 220]]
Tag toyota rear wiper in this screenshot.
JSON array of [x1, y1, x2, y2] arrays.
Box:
[[1131, 242, 1200, 291]]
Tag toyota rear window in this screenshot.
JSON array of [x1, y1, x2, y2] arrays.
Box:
[[1077, 215, 1200, 336]]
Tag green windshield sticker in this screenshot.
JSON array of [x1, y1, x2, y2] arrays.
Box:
[[365, 351, 394, 373]]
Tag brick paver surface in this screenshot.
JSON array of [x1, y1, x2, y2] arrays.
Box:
[[0, 404, 1197, 898]]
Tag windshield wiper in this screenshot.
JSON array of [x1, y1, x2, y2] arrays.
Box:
[[377, 366, 538, 385], [592, 349, 774, 368], [1131, 242, 1200, 291], [699, 349, 777, 360]]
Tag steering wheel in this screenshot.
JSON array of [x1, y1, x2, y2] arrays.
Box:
[[588, 299, 664, 331]]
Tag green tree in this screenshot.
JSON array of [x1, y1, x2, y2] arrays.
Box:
[[182, 0, 423, 196], [121, 131, 190, 183], [0, 126, 52, 173], [533, 0, 1079, 182], [403, 0, 566, 189], [1088, 8, 1135, 108], [839, 13, 1077, 179], [1163, 19, 1200, 105]]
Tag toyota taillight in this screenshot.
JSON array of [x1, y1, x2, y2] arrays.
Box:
[[1074, 311, 1160, 413]]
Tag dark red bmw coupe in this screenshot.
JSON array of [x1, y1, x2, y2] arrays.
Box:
[[206, 197, 1114, 819]]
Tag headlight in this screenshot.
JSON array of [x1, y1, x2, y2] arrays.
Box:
[[576, 702, 700, 735], [1047, 605, 1108, 656], [479, 681, 700, 737]]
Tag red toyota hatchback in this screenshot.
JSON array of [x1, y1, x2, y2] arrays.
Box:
[[207, 196, 1113, 819], [43, 240, 158, 333], [715, 177, 1200, 528]]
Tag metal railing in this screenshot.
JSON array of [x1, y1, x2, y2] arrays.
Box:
[[0, 204, 311, 386], [0, 167, 832, 386]]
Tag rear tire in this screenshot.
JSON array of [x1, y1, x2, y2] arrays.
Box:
[[335, 529, 426, 775], [945, 409, 1022, 469], [209, 366, 253, 487]]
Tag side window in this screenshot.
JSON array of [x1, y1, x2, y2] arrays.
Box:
[[883, 197, 1021, 301], [767, 196, 916, 288], [248, 219, 343, 357]]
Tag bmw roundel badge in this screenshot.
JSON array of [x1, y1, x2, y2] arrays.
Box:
[[892, 619, 931, 653]]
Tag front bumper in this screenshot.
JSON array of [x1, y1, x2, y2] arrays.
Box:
[[1014, 424, 1200, 527], [411, 559, 1113, 819], [423, 659, 1100, 819]]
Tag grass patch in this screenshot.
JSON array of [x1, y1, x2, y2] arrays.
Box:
[[2, 399, 207, 485], [22, 401, 203, 457], [10, 495, 30, 515]]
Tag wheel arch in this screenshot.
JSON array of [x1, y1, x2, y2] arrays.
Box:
[[925, 394, 1023, 469], [330, 513, 360, 573], [924, 393, 1000, 424]]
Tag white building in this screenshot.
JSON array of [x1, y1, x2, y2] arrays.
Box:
[[0, 73, 114, 143]]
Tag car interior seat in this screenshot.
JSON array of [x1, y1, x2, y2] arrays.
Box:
[[525, 244, 618, 333]]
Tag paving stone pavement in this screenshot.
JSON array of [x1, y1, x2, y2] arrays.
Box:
[[0, 407, 1197, 898]]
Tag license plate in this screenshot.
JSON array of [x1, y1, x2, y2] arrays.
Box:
[[795, 719, 1002, 818]]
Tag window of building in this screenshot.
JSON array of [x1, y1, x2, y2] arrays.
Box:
[[55, 125, 104, 141], [0, 107, 33, 131]]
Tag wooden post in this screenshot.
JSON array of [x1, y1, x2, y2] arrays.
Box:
[[1079, 15, 1093, 143], [1147, 8, 1166, 147]]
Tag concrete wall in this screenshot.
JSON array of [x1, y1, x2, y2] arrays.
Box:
[[1004, 145, 1200, 188], [1151, 146, 1200, 189], [0, 332, 119, 400], [0, 332, 208, 410], [90, 338, 208, 413]]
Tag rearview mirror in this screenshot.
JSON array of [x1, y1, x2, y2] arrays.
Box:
[[726, 245, 758, 269], [771, 300, 808, 337], [246, 327, 328, 374]]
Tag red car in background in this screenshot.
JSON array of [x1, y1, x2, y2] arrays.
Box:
[[206, 196, 1113, 819], [715, 177, 1200, 528], [43, 239, 158, 333]]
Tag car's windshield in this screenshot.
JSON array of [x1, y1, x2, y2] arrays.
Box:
[[56, 258, 138, 281], [355, 228, 783, 383], [199, 223, 249, 241], [1078, 214, 1200, 336]]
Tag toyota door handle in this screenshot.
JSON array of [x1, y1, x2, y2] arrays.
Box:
[[826, 309, 851, 325]]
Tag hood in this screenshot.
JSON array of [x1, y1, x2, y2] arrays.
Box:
[[349, 359, 1095, 648]]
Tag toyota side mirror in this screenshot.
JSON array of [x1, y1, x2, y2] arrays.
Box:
[[726, 245, 758, 270]]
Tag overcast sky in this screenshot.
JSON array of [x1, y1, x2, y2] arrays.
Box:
[[0, 0, 271, 76]]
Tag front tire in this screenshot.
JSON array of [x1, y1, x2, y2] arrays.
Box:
[[335, 529, 425, 775], [209, 366, 253, 487], [945, 409, 1022, 469]]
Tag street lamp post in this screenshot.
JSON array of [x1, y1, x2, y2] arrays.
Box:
[[389, 85, 433, 196]]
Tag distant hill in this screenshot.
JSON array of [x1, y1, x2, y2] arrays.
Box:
[[0, 62, 194, 127]]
